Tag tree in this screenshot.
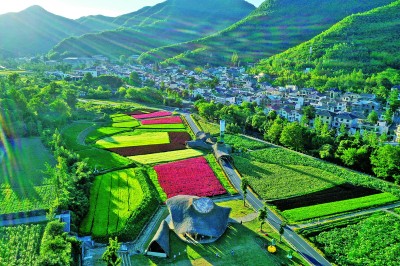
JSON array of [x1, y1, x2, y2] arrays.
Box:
[[367, 110, 379, 125], [102, 237, 122, 266], [258, 206, 268, 232], [279, 223, 286, 242], [241, 178, 249, 206], [129, 71, 141, 87], [279, 122, 305, 151], [371, 145, 400, 183], [231, 52, 239, 67], [265, 117, 284, 144], [303, 105, 316, 120]]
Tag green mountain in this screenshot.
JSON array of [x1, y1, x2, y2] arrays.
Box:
[[255, 1, 400, 75], [76, 15, 117, 32], [138, 0, 395, 66], [0, 6, 91, 57], [50, 0, 255, 59]]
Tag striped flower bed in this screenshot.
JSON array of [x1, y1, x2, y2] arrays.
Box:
[[154, 157, 226, 198], [141, 116, 182, 125], [132, 111, 172, 120]]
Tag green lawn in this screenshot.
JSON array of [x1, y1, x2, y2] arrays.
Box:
[[80, 169, 145, 237], [130, 200, 306, 266], [62, 122, 95, 151], [217, 200, 255, 219], [128, 149, 205, 165], [283, 192, 398, 222], [205, 154, 237, 195], [95, 132, 170, 149], [394, 208, 400, 215], [233, 155, 344, 200], [194, 116, 220, 135]]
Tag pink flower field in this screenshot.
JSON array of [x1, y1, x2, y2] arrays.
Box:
[[132, 111, 172, 120], [141, 116, 182, 125], [154, 157, 226, 198]]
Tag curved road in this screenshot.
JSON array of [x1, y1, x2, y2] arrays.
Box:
[[184, 114, 331, 266]]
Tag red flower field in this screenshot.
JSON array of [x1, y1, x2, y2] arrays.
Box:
[[132, 111, 172, 120], [141, 116, 182, 125], [154, 157, 226, 198]]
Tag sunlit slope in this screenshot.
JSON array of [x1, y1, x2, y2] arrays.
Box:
[[139, 0, 395, 66], [255, 1, 400, 75], [0, 6, 91, 57], [50, 0, 255, 59]]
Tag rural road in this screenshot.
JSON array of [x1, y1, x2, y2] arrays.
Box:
[[184, 114, 332, 266]]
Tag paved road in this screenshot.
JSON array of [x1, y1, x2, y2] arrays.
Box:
[[184, 114, 331, 266], [221, 160, 331, 266]]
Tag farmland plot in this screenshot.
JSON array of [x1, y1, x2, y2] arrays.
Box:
[[129, 149, 205, 164], [80, 169, 144, 237], [95, 132, 170, 149]]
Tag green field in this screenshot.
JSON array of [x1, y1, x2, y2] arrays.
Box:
[[128, 149, 205, 164], [217, 200, 254, 219], [130, 200, 306, 266], [62, 122, 132, 170], [395, 208, 400, 215], [85, 127, 131, 143], [0, 223, 45, 265], [1, 138, 55, 187], [283, 192, 398, 222], [310, 214, 400, 266], [223, 134, 269, 151], [205, 154, 237, 195], [110, 114, 140, 128], [80, 169, 145, 236], [233, 155, 344, 199], [0, 138, 55, 214], [240, 147, 400, 198], [194, 116, 220, 135], [95, 132, 170, 148]]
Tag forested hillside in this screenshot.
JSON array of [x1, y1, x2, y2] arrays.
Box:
[[50, 0, 255, 59], [252, 1, 400, 93], [139, 0, 395, 66], [0, 6, 91, 57]]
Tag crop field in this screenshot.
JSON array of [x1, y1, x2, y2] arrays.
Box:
[[223, 134, 269, 151], [108, 132, 191, 156], [129, 149, 205, 164], [128, 109, 158, 115], [137, 123, 186, 130], [154, 157, 227, 198], [141, 116, 182, 125], [244, 147, 400, 198], [80, 169, 145, 236], [85, 126, 131, 143], [0, 138, 55, 214], [110, 114, 140, 128], [132, 111, 172, 120], [309, 214, 399, 265], [282, 192, 398, 222], [0, 223, 45, 265], [270, 183, 381, 211], [233, 155, 344, 199], [0, 185, 55, 214], [62, 122, 131, 170], [1, 137, 55, 187], [95, 132, 170, 149]]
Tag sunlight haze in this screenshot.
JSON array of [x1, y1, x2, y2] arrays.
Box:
[[0, 0, 264, 19]]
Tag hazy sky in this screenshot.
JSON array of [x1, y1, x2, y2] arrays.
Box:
[[0, 0, 264, 19]]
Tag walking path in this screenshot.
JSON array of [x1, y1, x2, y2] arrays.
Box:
[[132, 206, 167, 254], [231, 212, 258, 223]]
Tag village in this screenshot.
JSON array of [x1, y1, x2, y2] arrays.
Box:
[[43, 55, 400, 142]]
